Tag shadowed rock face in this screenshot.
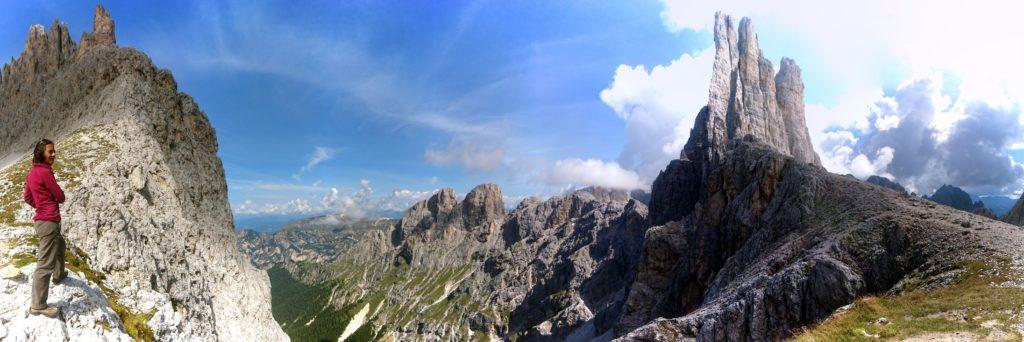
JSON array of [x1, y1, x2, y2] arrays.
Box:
[[648, 12, 821, 227], [927, 184, 980, 212], [618, 136, 1021, 341], [1002, 193, 1024, 226]]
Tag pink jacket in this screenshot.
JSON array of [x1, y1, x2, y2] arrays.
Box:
[[23, 163, 65, 222]]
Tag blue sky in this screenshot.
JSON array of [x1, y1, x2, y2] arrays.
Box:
[[4, 1, 1024, 217]]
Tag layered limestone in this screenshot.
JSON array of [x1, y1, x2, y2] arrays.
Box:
[[649, 12, 821, 226], [0, 6, 286, 341]]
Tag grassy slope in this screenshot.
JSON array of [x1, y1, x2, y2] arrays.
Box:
[[269, 257, 484, 341], [793, 261, 1024, 341]]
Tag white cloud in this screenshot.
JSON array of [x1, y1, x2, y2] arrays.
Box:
[[293, 146, 335, 180], [544, 158, 646, 190], [599, 48, 715, 183], [425, 138, 506, 172], [234, 179, 437, 217], [874, 115, 900, 131]]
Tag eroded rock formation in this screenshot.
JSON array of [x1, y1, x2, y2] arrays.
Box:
[[648, 13, 821, 227]]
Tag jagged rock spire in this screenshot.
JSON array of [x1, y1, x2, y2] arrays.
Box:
[[78, 4, 117, 57], [689, 12, 820, 167], [649, 12, 822, 225], [1, 5, 116, 85]]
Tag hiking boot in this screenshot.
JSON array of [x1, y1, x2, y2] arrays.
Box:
[[28, 306, 61, 318], [52, 270, 68, 285]]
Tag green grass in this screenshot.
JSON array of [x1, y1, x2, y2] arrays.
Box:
[[269, 259, 484, 341], [268, 265, 351, 342], [793, 261, 1024, 341]]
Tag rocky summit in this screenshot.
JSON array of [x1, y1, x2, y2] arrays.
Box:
[[648, 13, 821, 227], [0, 6, 285, 341]]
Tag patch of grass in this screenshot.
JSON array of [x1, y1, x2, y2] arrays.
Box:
[[65, 246, 155, 341], [793, 260, 1024, 341], [9, 252, 37, 268], [268, 265, 350, 342]]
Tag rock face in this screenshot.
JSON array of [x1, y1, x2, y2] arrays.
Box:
[[617, 136, 1023, 340], [0, 7, 286, 341], [866, 175, 907, 194], [648, 12, 821, 227]]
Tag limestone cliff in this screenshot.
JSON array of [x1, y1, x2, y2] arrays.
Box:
[[648, 12, 821, 226], [0, 6, 286, 341]]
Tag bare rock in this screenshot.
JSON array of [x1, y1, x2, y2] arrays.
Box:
[[648, 12, 821, 226], [0, 6, 285, 341]]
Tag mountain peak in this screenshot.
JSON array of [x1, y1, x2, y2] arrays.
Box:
[[651, 14, 821, 225], [462, 183, 505, 227], [78, 4, 116, 56], [703, 12, 820, 166]]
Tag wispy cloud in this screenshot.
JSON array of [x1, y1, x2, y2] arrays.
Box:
[[425, 138, 506, 173], [292, 146, 335, 180]]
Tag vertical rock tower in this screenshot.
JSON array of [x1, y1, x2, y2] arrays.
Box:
[[649, 12, 821, 226], [0, 6, 287, 341]]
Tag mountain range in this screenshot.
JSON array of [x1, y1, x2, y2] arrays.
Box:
[[240, 12, 1024, 342], [2, 6, 1024, 342]]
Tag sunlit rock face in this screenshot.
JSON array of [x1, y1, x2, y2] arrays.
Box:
[[0, 5, 286, 341]]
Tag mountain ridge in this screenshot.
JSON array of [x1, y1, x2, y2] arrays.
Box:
[[0, 6, 286, 341]]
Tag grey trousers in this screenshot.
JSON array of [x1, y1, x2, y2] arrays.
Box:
[[31, 220, 65, 310]]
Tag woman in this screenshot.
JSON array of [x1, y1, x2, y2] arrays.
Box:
[[22, 138, 66, 318]]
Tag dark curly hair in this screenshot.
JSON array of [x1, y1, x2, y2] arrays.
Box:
[[32, 138, 54, 164]]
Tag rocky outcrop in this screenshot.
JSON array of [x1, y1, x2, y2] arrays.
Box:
[[648, 12, 821, 226], [926, 184, 980, 212], [619, 135, 1023, 341], [0, 6, 285, 341], [486, 188, 648, 341], [866, 175, 907, 194]]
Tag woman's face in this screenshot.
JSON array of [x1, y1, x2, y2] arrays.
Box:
[[44, 144, 56, 165]]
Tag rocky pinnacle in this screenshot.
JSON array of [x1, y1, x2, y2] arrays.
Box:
[[649, 12, 821, 226]]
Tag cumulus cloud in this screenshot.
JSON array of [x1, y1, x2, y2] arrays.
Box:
[[820, 72, 1024, 195], [233, 179, 436, 217], [599, 48, 715, 183], [292, 146, 335, 180], [543, 158, 646, 190]]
